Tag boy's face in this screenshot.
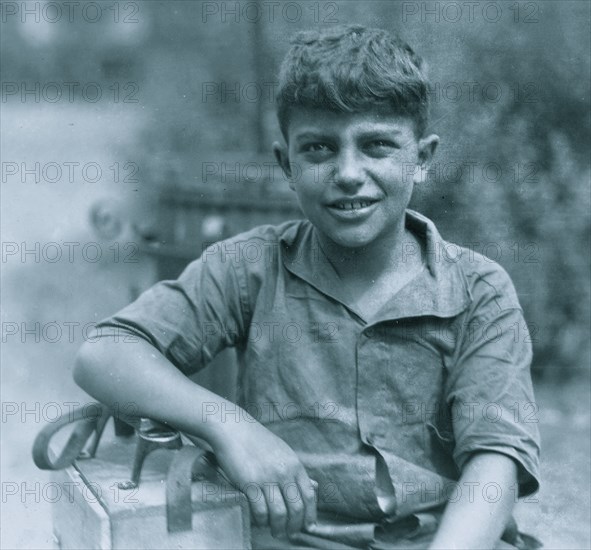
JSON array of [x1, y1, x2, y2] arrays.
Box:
[[274, 107, 439, 250]]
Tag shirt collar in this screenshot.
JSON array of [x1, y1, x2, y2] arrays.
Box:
[[280, 210, 471, 323]]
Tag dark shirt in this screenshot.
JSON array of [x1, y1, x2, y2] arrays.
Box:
[[94, 210, 540, 520]]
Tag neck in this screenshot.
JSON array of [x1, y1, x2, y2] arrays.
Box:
[[315, 220, 422, 282]]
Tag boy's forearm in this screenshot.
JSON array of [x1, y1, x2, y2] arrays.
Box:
[[429, 452, 518, 550], [74, 337, 239, 448], [74, 337, 319, 535]]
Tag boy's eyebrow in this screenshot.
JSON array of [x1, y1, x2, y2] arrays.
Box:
[[293, 128, 404, 145], [356, 128, 403, 139], [293, 131, 335, 143]]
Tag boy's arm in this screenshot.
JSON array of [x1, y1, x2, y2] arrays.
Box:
[[74, 337, 317, 537], [429, 452, 517, 550]]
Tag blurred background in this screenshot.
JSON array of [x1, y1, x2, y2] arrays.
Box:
[[1, 1, 589, 548]]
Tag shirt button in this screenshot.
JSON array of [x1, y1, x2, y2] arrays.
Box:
[[365, 329, 374, 338]]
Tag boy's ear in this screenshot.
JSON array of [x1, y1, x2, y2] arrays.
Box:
[[414, 134, 439, 185], [273, 141, 294, 189]]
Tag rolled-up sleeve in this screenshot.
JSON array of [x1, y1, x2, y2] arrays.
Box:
[[92, 242, 248, 376], [446, 264, 541, 497]]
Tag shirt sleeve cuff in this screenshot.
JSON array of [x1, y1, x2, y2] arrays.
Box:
[[454, 444, 540, 498]]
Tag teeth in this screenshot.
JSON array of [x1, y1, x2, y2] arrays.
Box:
[[334, 200, 372, 210]]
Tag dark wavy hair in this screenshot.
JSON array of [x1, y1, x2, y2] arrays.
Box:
[[276, 25, 430, 139]]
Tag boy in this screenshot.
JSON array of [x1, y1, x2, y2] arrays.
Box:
[[75, 26, 540, 549]]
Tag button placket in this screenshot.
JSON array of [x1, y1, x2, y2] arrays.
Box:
[[357, 328, 378, 447]]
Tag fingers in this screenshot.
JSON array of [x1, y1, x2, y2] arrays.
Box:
[[296, 472, 318, 529], [275, 470, 317, 536], [246, 485, 269, 528], [263, 483, 288, 538], [248, 473, 318, 538], [281, 481, 305, 534]]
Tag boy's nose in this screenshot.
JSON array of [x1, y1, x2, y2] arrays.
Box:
[[333, 151, 364, 191]]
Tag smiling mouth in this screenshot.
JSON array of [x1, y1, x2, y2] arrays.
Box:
[[328, 198, 380, 211]]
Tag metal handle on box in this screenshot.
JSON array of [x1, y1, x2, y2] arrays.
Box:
[[32, 404, 222, 535]]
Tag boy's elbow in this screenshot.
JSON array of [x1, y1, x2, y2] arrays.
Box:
[[73, 339, 109, 392]]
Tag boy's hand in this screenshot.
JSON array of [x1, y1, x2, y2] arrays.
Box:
[[210, 420, 317, 538]]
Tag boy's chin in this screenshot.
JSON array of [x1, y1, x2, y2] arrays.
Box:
[[320, 227, 383, 251]]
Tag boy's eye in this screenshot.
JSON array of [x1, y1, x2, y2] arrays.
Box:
[[365, 139, 399, 154], [300, 142, 335, 161], [302, 143, 332, 153]]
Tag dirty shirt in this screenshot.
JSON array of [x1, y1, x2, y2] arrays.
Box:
[[93, 209, 540, 522]]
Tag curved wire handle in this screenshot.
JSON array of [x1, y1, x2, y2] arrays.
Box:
[[32, 403, 112, 470]]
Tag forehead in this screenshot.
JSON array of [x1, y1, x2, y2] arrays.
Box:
[[286, 107, 417, 140]]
